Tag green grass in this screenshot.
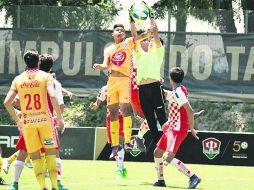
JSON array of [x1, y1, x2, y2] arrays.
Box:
[[1, 160, 253, 190]]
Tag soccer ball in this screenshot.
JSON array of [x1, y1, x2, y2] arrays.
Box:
[[131, 3, 149, 22]]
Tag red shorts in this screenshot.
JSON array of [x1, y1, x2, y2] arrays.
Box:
[[131, 89, 144, 116], [106, 114, 124, 144], [16, 133, 27, 152], [157, 130, 187, 154]]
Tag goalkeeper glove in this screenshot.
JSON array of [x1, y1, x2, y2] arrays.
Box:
[[129, 5, 135, 22], [141, 1, 155, 19]]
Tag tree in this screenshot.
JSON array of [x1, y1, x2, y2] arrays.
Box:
[[0, 0, 122, 29], [241, 0, 254, 33]]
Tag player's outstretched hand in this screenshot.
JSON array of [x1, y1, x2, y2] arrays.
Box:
[[68, 92, 76, 100], [58, 118, 65, 134], [93, 64, 103, 71], [89, 102, 99, 110], [191, 128, 199, 140]]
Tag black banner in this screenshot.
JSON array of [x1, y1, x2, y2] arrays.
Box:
[[0, 126, 95, 160], [0, 29, 254, 101], [97, 128, 254, 166]]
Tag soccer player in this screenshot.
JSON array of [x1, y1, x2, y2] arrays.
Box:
[[0, 146, 6, 185], [4, 49, 65, 190], [39, 54, 68, 190], [93, 24, 153, 158], [130, 5, 166, 145], [90, 85, 127, 179], [153, 67, 201, 189]]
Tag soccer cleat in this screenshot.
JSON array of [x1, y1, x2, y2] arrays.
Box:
[[153, 180, 166, 187], [134, 135, 147, 152], [109, 145, 121, 159], [0, 178, 7, 185], [25, 161, 33, 168], [124, 143, 133, 152], [10, 182, 18, 190], [3, 159, 11, 174], [57, 180, 68, 190], [121, 168, 127, 179], [188, 174, 201, 189], [116, 168, 128, 180]]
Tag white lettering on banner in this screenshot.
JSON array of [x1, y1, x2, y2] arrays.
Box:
[[192, 45, 212, 80], [0, 41, 5, 74], [85, 42, 99, 76], [8, 41, 36, 74], [9, 41, 26, 74], [0, 136, 19, 148], [41, 41, 59, 61], [226, 46, 245, 80], [62, 41, 81, 76], [243, 47, 254, 81], [169, 45, 188, 75], [1, 39, 254, 81]]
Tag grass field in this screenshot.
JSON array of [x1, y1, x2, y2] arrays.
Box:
[[0, 160, 253, 190]]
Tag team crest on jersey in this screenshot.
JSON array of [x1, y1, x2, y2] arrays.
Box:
[[112, 51, 126, 66], [129, 136, 142, 157], [202, 137, 221, 160]]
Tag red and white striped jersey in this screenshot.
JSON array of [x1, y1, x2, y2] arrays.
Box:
[[166, 85, 189, 131]]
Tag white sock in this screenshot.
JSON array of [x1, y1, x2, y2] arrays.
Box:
[[154, 157, 164, 180], [116, 149, 125, 170], [13, 160, 25, 183], [138, 120, 149, 139], [170, 158, 194, 178], [56, 158, 61, 181]]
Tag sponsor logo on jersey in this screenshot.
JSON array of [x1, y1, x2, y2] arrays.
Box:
[[202, 137, 221, 160], [44, 138, 55, 146], [21, 80, 40, 88], [112, 51, 126, 66]]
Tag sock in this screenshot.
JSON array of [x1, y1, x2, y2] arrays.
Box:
[[110, 120, 120, 146], [32, 159, 46, 189], [8, 151, 19, 164], [46, 155, 58, 189], [170, 158, 194, 178], [13, 160, 25, 183], [154, 157, 164, 180], [56, 158, 61, 181], [138, 120, 149, 139], [116, 149, 125, 170], [40, 152, 46, 173], [123, 116, 132, 144]]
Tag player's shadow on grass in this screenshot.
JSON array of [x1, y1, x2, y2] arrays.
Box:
[[140, 182, 202, 189]]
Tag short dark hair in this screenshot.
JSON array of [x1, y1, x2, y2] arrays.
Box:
[[169, 67, 184, 83], [39, 54, 53, 73], [23, 49, 39, 68], [113, 24, 125, 30]]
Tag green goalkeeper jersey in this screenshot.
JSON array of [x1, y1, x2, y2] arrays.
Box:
[[135, 45, 164, 85]]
